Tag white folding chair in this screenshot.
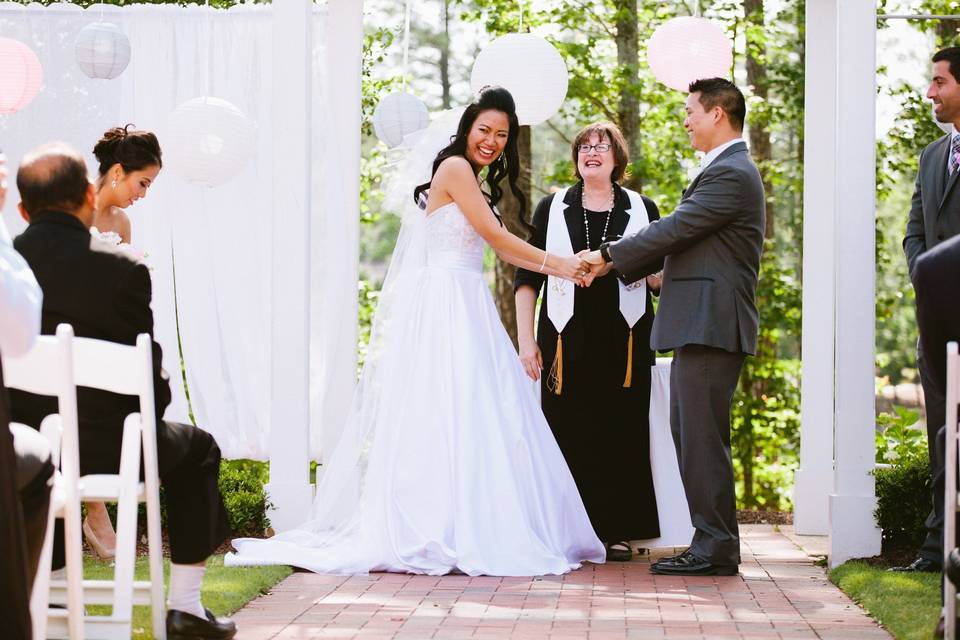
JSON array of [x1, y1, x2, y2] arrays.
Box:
[[945, 341, 959, 640], [3, 324, 85, 640]]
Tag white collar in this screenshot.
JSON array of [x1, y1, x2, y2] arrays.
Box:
[[700, 137, 746, 170]]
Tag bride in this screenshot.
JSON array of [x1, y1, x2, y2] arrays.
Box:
[[227, 87, 605, 576]]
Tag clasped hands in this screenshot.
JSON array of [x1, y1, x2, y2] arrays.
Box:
[[558, 250, 613, 287]]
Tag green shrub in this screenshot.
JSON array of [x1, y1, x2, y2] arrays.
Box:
[[875, 453, 930, 551], [218, 460, 272, 538]]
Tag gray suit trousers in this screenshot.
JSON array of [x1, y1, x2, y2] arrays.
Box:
[[670, 344, 746, 566]]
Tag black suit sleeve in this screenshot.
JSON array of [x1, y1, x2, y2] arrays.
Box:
[[904, 147, 927, 281], [113, 263, 172, 420], [513, 194, 552, 294]]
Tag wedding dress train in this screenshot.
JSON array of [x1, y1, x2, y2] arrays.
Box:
[[227, 202, 605, 576]]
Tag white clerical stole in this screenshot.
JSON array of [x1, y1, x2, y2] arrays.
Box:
[[544, 186, 651, 394]]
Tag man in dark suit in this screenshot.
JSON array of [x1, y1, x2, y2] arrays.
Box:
[[896, 47, 960, 574], [1, 153, 53, 640], [9, 143, 236, 639], [912, 234, 960, 638], [583, 78, 765, 576]]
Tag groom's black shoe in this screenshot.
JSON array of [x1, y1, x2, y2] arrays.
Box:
[[167, 608, 237, 640], [887, 556, 940, 573], [652, 548, 692, 567], [649, 552, 738, 576]]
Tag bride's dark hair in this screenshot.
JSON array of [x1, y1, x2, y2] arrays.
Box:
[[413, 86, 528, 227]]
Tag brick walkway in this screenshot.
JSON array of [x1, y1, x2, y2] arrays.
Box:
[[232, 525, 890, 640]]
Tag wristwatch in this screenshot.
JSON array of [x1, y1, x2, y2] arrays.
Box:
[[599, 242, 614, 264]]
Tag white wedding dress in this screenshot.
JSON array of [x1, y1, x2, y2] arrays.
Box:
[[227, 201, 605, 576]]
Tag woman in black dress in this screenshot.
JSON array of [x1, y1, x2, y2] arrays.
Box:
[[514, 122, 662, 561]]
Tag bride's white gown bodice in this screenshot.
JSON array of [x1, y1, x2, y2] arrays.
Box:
[[228, 203, 605, 576]]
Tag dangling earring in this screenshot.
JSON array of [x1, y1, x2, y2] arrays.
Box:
[[111, 178, 118, 189]]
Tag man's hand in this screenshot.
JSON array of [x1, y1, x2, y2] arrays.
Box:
[[580, 250, 612, 285], [646, 271, 663, 290]]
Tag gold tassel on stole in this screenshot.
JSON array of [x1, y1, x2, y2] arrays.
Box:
[[622, 328, 633, 388], [548, 334, 563, 395]]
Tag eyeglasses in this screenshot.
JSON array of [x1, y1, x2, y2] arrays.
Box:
[[577, 143, 611, 154]]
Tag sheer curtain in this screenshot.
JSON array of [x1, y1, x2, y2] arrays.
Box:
[[0, 2, 354, 462]]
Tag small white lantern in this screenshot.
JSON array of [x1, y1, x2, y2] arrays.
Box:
[[470, 33, 568, 126], [165, 97, 256, 188], [0, 37, 43, 114], [373, 91, 429, 148], [75, 22, 131, 80], [647, 17, 733, 92]]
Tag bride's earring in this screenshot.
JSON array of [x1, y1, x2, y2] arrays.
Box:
[[111, 178, 118, 189]]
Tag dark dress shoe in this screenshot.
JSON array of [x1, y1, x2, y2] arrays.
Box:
[[651, 548, 691, 567], [649, 552, 738, 576], [888, 556, 941, 573], [167, 608, 237, 640]]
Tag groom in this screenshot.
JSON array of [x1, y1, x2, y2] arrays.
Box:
[[583, 77, 765, 575]]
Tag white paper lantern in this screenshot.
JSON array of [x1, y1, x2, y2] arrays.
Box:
[[0, 37, 43, 114], [470, 33, 568, 126], [647, 17, 733, 92], [373, 91, 429, 148], [165, 97, 256, 188], [75, 22, 131, 80]]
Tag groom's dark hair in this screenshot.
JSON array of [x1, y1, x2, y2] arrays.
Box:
[[933, 47, 960, 83], [688, 78, 746, 132]]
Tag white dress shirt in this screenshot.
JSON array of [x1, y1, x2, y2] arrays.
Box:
[[0, 216, 42, 357], [700, 137, 747, 171]]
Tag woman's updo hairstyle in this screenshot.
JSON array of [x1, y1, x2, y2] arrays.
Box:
[[93, 124, 162, 178], [413, 86, 529, 228]]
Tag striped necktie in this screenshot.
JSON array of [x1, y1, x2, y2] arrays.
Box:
[[949, 135, 960, 175]]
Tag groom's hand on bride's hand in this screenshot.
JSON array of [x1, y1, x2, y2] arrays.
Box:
[[580, 250, 612, 284]]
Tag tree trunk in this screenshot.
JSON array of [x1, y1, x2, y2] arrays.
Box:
[[440, 0, 451, 109], [615, 0, 642, 191], [744, 0, 775, 239], [494, 125, 532, 348]]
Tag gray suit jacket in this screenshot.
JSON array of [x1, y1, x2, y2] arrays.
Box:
[[607, 141, 765, 355], [904, 133, 960, 280]]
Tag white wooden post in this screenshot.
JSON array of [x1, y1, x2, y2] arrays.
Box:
[[267, 0, 314, 532], [795, 0, 837, 536], [829, 0, 882, 567]]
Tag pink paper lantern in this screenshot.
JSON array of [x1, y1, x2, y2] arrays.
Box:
[[0, 37, 43, 114], [647, 17, 733, 92]]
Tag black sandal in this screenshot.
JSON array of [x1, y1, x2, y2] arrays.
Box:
[[606, 541, 633, 562]]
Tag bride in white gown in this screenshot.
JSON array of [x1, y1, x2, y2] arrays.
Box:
[[227, 87, 606, 576]]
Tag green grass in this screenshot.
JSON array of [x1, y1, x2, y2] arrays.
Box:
[[829, 560, 941, 640], [83, 554, 291, 639]]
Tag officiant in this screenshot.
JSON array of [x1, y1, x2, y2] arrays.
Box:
[[514, 122, 662, 561]]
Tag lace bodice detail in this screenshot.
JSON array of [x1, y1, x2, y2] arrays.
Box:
[[424, 202, 485, 272]]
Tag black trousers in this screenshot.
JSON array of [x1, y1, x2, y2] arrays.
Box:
[[670, 344, 746, 566], [920, 343, 948, 566], [52, 420, 230, 568]]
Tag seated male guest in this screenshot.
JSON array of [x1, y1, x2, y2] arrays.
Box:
[[9, 143, 236, 640], [914, 233, 960, 638], [0, 153, 53, 640]]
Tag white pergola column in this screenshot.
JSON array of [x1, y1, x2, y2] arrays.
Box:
[[829, 0, 881, 567], [267, 0, 314, 532], [795, 0, 838, 536]]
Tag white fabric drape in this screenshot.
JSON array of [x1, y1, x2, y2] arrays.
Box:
[[0, 3, 351, 462]]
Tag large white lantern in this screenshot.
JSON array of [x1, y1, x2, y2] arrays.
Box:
[[373, 91, 429, 148], [0, 37, 43, 114], [470, 33, 568, 126], [75, 22, 131, 80], [165, 97, 256, 188], [647, 17, 733, 92]]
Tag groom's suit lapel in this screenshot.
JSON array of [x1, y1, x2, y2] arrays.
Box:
[[562, 183, 586, 251], [682, 141, 748, 199]]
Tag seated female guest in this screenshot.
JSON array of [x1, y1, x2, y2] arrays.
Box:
[[83, 125, 162, 559], [515, 122, 662, 561]]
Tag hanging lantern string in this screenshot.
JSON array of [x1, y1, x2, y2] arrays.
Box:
[[402, 0, 411, 92], [518, 0, 523, 32]]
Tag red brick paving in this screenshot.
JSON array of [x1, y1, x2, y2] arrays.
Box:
[[231, 525, 891, 639]]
